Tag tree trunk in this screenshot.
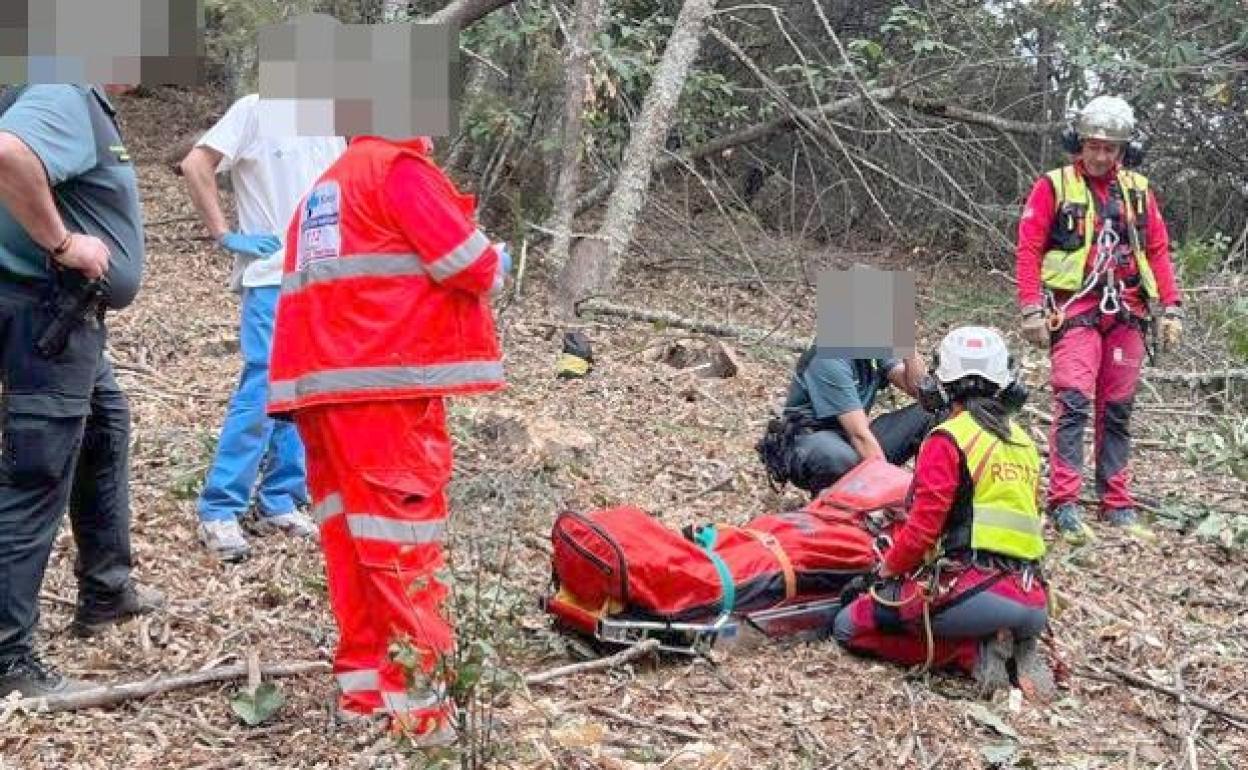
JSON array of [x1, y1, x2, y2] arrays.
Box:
[[1035, 19, 1056, 169], [555, 0, 720, 313], [442, 61, 489, 173], [547, 0, 603, 271]]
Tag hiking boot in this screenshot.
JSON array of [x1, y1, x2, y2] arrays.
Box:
[[1050, 503, 1095, 545], [0, 655, 93, 698], [255, 510, 318, 540], [72, 581, 166, 637], [972, 630, 1013, 698], [1013, 637, 1056, 702], [199, 519, 250, 561], [1105, 507, 1157, 542]]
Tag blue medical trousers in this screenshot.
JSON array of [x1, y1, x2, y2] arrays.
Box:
[[196, 286, 307, 522]]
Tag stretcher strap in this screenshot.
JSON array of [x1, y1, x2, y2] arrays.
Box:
[[692, 525, 735, 623], [740, 528, 797, 601]]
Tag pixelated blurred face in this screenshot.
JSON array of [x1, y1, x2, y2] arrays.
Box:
[[257, 13, 458, 138], [816, 267, 916, 359], [0, 0, 203, 85]]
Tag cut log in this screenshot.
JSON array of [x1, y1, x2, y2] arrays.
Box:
[[655, 339, 742, 379], [473, 408, 597, 467]]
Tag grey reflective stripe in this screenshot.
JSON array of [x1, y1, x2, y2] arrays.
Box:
[[381, 688, 445, 714], [974, 506, 1044, 537], [427, 229, 489, 282], [337, 669, 380, 693], [282, 253, 427, 294], [269, 361, 504, 403], [348, 515, 446, 544], [311, 492, 344, 525]]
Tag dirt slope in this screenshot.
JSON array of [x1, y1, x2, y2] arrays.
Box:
[[1, 89, 1245, 770]]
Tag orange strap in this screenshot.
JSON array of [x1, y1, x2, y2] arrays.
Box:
[[741, 528, 797, 600]]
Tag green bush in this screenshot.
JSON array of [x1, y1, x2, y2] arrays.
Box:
[[1174, 232, 1232, 282]]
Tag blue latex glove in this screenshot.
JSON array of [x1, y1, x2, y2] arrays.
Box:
[[220, 232, 282, 258], [494, 241, 512, 274]]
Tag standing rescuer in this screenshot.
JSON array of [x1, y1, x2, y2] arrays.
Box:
[[1016, 95, 1183, 544], [268, 135, 507, 742]]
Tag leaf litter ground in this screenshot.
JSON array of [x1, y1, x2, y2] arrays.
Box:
[[1, 90, 1244, 770]]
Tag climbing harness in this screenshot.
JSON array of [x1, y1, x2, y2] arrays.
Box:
[[867, 559, 960, 675], [1045, 224, 1122, 333]]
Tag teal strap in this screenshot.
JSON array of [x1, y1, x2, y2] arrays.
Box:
[[693, 525, 735, 621]]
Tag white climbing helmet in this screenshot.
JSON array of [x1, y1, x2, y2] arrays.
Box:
[[934, 326, 1012, 388], [1076, 95, 1136, 143]]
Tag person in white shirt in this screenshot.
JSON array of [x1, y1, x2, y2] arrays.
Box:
[[179, 94, 345, 561]]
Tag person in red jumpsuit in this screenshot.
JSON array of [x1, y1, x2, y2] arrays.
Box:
[[1016, 95, 1183, 544], [268, 135, 507, 743], [834, 327, 1054, 700]]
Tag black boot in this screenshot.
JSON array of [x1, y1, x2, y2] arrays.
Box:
[[0, 655, 93, 698], [71, 581, 166, 637]]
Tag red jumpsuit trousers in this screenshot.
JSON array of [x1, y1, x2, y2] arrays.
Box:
[[295, 398, 454, 734]]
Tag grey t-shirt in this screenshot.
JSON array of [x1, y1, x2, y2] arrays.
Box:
[[784, 352, 900, 423], [0, 85, 144, 307]]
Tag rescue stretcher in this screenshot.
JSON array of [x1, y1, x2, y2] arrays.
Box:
[[543, 459, 912, 654]]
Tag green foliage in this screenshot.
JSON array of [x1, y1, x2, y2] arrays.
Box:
[[1174, 232, 1232, 282], [229, 682, 286, 726], [1209, 294, 1248, 364], [203, 0, 319, 93], [1043, 0, 1246, 102], [1156, 494, 1248, 551], [678, 70, 749, 144], [1180, 416, 1248, 482]]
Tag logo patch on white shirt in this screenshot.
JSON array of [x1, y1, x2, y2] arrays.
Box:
[[297, 180, 341, 268]]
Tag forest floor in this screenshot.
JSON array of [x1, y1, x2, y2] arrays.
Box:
[[1, 90, 1245, 770]]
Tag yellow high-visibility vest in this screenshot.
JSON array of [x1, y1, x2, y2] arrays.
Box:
[[1041, 165, 1158, 300], [937, 410, 1045, 562]]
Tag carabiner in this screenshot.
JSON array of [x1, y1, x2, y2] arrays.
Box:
[[1099, 281, 1121, 315], [1046, 307, 1065, 332]]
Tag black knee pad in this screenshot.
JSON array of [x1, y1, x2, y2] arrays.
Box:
[[1104, 399, 1134, 427], [1055, 389, 1091, 422]]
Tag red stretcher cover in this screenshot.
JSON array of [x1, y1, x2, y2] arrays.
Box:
[[546, 458, 913, 633]]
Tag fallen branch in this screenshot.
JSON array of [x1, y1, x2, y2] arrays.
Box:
[[11, 660, 330, 713], [587, 703, 702, 742], [1142, 368, 1248, 385], [424, 0, 518, 28], [571, 88, 1059, 217], [525, 639, 659, 686], [1078, 664, 1248, 727], [1174, 659, 1200, 770], [577, 299, 806, 352]]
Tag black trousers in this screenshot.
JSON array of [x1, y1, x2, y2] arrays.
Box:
[[786, 403, 935, 495], [0, 282, 132, 663]]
